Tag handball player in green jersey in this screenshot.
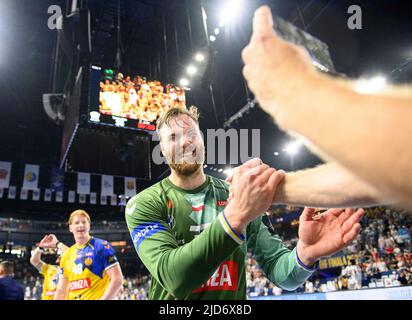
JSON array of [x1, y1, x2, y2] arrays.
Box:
[[125, 107, 364, 300]]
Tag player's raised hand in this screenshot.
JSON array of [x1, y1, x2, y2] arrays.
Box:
[[296, 208, 364, 266], [39, 234, 58, 248]]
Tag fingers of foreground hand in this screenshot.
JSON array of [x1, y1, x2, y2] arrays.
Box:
[[342, 208, 364, 234], [251, 5, 276, 44], [266, 169, 285, 195], [343, 223, 361, 244]]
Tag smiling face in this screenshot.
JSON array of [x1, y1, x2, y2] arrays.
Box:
[[159, 114, 205, 177], [69, 214, 91, 243]]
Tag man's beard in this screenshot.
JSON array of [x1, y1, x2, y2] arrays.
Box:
[[169, 162, 202, 177], [167, 144, 205, 177]]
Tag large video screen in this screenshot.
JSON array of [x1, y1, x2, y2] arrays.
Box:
[[89, 67, 187, 132]]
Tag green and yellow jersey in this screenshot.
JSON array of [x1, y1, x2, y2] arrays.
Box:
[[126, 175, 315, 300]]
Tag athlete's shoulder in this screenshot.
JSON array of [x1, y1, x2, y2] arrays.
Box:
[[126, 179, 169, 218], [60, 244, 75, 265], [128, 179, 168, 204], [91, 237, 111, 248], [208, 175, 229, 191]]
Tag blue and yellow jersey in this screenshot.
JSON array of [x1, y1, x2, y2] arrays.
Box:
[[59, 237, 119, 300], [40, 264, 61, 300]]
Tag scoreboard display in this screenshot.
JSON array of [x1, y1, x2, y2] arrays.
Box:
[[89, 66, 187, 132]]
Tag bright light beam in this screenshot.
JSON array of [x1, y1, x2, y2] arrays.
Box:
[[283, 140, 303, 156], [355, 76, 387, 94], [186, 65, 197, 76], [219, 0, 243, 25], [180, 78, 189, 87]]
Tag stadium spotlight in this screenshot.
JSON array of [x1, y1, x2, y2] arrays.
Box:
[[214, 28, 220, 35], [186, 65, 197, 76], [224, 168, 234, 177], [274, 152, 279, 156], [218, 168, 223, 173], [283, 140, 303, 156], [219, 0, 243, 25], [179, 78, 189, 87], [355, 75, 387, 94], [210, 35, 216, 42], [195, 53, 205, 62]]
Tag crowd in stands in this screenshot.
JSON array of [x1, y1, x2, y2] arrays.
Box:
[[99, 72, 186, 122], [247, 207, 412, 297]]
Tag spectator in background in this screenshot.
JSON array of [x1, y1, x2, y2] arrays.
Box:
[[378, 234, 386, 256], [0, 261, 24, 300], [398, 271, 408, 286], [398, 225, 411, 249], [304, 279, 315, 293], [30, 234, 68, 300], [342, 259, 362, 290]]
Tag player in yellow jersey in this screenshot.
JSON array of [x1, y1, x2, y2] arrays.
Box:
[[54, 210, 123, 300], [30, 234, 68, 300]]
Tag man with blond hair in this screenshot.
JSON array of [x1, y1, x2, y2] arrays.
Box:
[[54, 210, 123, 300], [125, 107, 364, 300]]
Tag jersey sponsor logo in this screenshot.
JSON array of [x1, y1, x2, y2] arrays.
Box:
[[86, 252, 94, 257], [192, 260, 238, 293], [131, 222, 167, 252], [84, 258, 93, 266], [70, 278, 91, 291], [217, 200, 227, 207]]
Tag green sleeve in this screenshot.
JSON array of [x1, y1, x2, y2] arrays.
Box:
[[246, 217, 315, 291], [125, 191, 242, 299]]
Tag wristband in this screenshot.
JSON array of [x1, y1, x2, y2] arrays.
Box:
[[56, 241, 62, 248], [296, 250, 318, 272], [220, 210, 246, 243]]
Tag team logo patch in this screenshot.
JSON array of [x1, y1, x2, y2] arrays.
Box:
[[25, 172, 37, 182], [84, 258, 93, 266], [104, 245, 110, 250]]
